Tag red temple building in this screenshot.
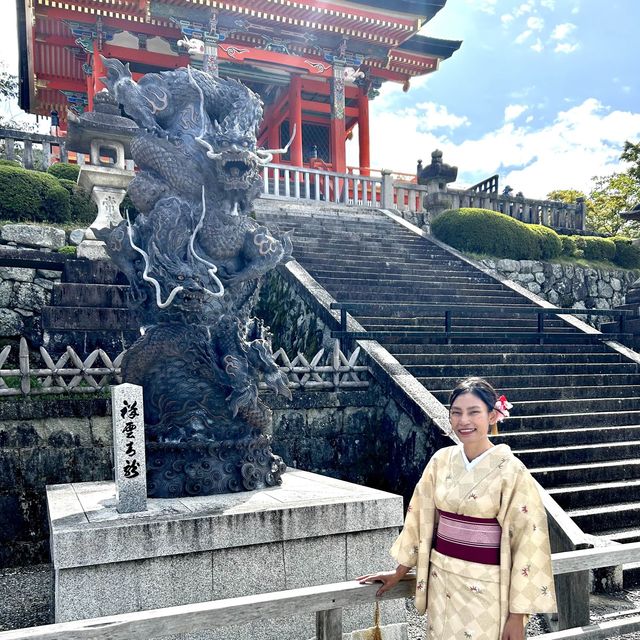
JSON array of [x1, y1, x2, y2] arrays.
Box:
[[15, 0, 460, 174]]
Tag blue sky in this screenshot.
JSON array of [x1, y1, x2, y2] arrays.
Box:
[[346, 0, 640, 198], [2, 0, 639, 199]]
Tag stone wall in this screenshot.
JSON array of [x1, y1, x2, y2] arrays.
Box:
[[480, 258, 638, 311], [0, 224, 70, 344]]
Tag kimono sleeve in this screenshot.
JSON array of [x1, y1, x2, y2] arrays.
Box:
[[505, 466, 557, 614], [390, 460, 436, 568]]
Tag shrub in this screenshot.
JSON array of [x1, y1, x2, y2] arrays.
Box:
[[47, 162, 80, 182], [530, 224, 562, 260], [58, 245, 77, 256], [0, 159, 21, 168], [560, 235, 577, 257], [58, 179, 97, 225], [431, 208, 544, 260], [0, 165, 70, 223], [611, 236, 640, 269], [574, 235, 616, 261]]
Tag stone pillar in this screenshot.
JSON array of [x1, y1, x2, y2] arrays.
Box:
[[381, 169, 395, 209]]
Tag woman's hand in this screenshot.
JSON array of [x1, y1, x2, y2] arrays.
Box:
[[502, 613, 526, 640], [357, 565, 411, 597]]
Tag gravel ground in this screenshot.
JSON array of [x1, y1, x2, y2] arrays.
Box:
[[1, 565, 639, 637]]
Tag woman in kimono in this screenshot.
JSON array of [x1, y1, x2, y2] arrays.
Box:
[[359, 377, 556, 640]]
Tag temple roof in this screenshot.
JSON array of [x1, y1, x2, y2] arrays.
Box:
[[398, 34, 462, 59], [356, 0, 447, 20]]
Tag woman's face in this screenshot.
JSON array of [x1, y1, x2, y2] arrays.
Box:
[[449, 392, 497, 445]]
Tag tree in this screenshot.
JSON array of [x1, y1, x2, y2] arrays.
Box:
[[546, 189, 586, 204], [621, 140, 640, 183], [587, 172, 640, 238], [0, 68, 18, 101]]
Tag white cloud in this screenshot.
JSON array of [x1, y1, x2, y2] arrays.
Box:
[[514, 2, 535, 17], [540, 0, 556, 9], [359, 94, 640, 199], [530, 38, 544, 52], [514, 29, 533, 44], [527, 16, 545, 30], [551, 23, 577, 40], [504, 105, 528, 122], [465, 0, 498, 13], [501, 13, 515, 26], [413, 102, 471, 130], [554, 42, 579, 54]]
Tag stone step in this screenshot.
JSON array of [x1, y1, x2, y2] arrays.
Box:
[[395, 351, 622, 365], [337, 292, 533, 305], [296, 255, 480, 273], [494, 425, 640, 449], [307, 268, 497, 285], [42, 306, 140, 331], [530, 459, 640, 487], [429, 384, 640, 403], [566, 500, 640, 532], [513, 440, 640, 467], [304, 263, 482, 278], [330, 283, 522, 298], [593, 526, 640, 545], [406, 362, 638, 378], [602, 318, 640, 334], [504, 410, 640, 431], [388, 343, 611, 355], [292, 236, 435, 250], [63, 259, 126, 285], [503, 396, 640, 417], [52, 283, 129, 308], [624, 563, 640, 588], [417, 373, 640, 391], [361, 318, 568, 331], [547, 479, 640, 510]]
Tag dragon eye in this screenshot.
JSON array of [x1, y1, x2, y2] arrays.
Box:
[[177, 275, 185, 281], [242, 141, 248, 147]]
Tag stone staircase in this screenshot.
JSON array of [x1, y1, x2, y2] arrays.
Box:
[[255, 201, 640, 586]]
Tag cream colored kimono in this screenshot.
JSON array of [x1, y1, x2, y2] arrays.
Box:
[[391, 444, 556, 640]]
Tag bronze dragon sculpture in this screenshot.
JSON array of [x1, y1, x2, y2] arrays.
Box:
[[99, 58, 294, 496]]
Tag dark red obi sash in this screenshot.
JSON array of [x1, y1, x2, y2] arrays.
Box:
[[434, 509, 501, 565]]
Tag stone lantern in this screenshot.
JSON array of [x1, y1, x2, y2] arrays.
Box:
[[66, 91, 139, 259], [417, 149, 459, 223]]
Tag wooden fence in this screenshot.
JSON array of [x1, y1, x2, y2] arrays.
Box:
[[1, 543, 639, 640], [0, 338, 369, 397]]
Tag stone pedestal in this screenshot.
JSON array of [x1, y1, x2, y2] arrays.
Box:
[[47, 470, 406, 639]]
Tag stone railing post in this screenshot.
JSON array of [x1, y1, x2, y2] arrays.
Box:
[[576, 197, 587, 231], [381, 169, 395, 209]]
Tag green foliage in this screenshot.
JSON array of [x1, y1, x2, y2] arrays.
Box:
[[574, 235, 616, 261], [431, 208, 564, 260], [0, 165, 71, 223], [58, 179, 97, 225], [120, 192, 139, 222], [0, 159, 21, 168], [611, 236, 640, 269], [530, 224, 562, 259], [621, 140, 640, 183], [587, 172, 640, 238], [58, 245, 77, 256], [0, 67, 18, 101], [47, 163, 80, 182], [560, 235, 577, 257]]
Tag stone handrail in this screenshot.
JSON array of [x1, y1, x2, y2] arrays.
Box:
[[2, 544, 640, 640], [390, 179, 586, 232]]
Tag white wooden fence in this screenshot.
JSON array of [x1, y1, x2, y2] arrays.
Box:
[[0, 338, 369, 397], [1, 543, 639, 640]]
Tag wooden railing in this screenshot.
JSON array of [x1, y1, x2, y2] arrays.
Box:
[[0, 338, 369, 397], [1, 543, 640, 640]]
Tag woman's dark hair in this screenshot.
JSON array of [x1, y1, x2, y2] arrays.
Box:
[[448, 377, 498, 415]]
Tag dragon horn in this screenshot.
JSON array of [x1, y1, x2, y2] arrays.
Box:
[[258, 123, 297, 156]]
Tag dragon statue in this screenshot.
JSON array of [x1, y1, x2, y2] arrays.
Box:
[[98, 57, 295, 497]]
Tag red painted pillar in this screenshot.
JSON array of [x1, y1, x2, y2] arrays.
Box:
[[92, 46, 106, 95], [268, 120, 280, 164], [289, 75, 303, 168], [357, 87, 370, 177]]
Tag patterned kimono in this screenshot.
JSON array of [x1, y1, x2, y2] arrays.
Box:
[[391, 444, 556, 640]]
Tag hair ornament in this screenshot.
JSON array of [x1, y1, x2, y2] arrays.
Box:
[[494, 395, 513, 422]]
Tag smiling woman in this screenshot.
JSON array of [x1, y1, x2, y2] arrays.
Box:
[[358, 377, 556, 640]]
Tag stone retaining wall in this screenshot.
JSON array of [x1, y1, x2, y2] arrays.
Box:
[[480, 258, 638, 311]]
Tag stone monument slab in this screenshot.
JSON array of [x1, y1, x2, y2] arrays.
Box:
[[47, 470, 406, 639]]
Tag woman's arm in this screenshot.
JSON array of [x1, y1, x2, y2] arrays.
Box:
[[357, 564, 412, 597]]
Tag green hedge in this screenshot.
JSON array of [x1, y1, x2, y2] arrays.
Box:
[[0, 165, 70, 223], [431, 208, 563, 260], [611, 237, 640, 269], [58, 179, 97, 225], [574, 236, 616, 261], [0, 159, 21, 168], [47, 162, 81, 182], [560, 235, 577, 257]]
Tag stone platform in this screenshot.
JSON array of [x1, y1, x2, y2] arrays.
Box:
[[47, 469, 406, 639]]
